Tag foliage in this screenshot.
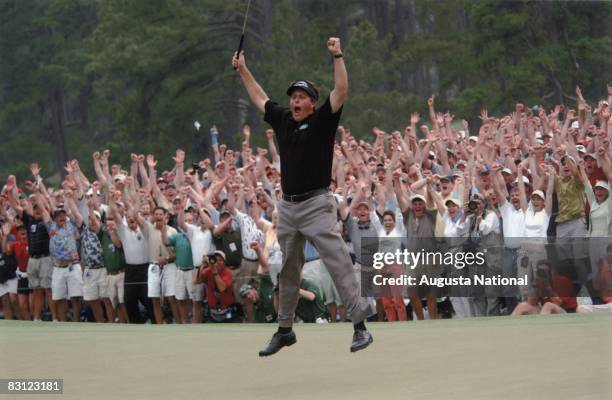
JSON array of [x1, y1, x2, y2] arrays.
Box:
[[1, 0, 610, 181]]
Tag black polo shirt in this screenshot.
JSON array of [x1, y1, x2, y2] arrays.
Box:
[[264, 96, 342, 195], [22, 213, 50, 257]]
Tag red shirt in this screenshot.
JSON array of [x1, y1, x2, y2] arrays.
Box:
[[10, 241, 29, 272], [552, 274, 577, 312], [202, 267, 234, 309]]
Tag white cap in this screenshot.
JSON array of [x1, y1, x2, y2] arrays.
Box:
[[594, 181, 610, 191], [514, 176, 530, 185], [535, 131, 543, 139], [445, 197, 462, 207], [576, 145, 587, 154], [213, 250, 226, 260], [501, 167, 512, 175], [570, 121, 580, 129], [468, 136, 478, 142], [531, 190, 545, 200], [410, 194, 427, 203], [92, 210, 101, 219], [114, 174, 127, 182]]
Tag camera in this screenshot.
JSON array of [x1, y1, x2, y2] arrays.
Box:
[[536, 265, 550, 279], [467, 201, 478, 212], [208, 254, 218, 264]]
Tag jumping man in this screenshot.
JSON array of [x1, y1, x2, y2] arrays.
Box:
[[232, 37, 375, 356]]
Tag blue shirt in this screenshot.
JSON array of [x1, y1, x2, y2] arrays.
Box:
[[47, 221, 79, 263]]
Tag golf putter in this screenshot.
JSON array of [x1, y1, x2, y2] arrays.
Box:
[[234, 0, 252, 69]]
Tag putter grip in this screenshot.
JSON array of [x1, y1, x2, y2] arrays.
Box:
[[234, 34, 245, 70]]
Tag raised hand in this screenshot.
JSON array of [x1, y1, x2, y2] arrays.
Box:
[[30, 163, 41, 177], [172, 149, 185, 164], [327, 37, 342, 56], [242, 124, 251, 138], [410, 112, 420, 125], [146, 154, 157, 168]]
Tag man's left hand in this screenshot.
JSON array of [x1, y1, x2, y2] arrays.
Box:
[[327, 37, 342, 56]]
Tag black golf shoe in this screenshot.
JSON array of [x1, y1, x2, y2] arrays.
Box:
[[258, 331, 297, 357], [350, 329, 373, 353]]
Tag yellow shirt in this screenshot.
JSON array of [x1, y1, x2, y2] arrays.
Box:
[[554, 176, 585, 224]]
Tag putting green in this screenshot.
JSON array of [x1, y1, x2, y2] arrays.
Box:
[[1, 314, 611, 400]]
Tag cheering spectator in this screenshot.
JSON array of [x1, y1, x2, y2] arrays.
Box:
[[0, 222, 18, 320], [35, 196, 83, 322]]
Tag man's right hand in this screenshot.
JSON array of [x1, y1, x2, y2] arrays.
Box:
[[232, 50, 246, 70]]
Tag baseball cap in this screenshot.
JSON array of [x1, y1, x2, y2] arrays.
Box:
[[594, 181, 610, 191], [531, 190, 545, 200], [514, 176, 531, 185], [480, 164, 491, 174], [584, 153, 597, 160], [440, 174, 454, 182], [501, 167, 512, 175], [355, 201, 370, 209], [286, 80, 319, 101], [576, 145, 587, 154], [470, 193, 484, 201], [411, 194, 426, 203], [445, 197, 462, 207], [53, 207, 67, 218], [239, 284, 254, 298], [114, 174, 127, 182], [213, 250, 226, 261]]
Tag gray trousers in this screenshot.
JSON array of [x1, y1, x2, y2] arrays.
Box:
[[276, 193, 374, 327]]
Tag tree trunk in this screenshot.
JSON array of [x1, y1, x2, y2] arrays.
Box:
[[48, 87, 68, 177]]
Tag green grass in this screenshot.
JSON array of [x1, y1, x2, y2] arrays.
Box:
[[1, 313, 611, 400]]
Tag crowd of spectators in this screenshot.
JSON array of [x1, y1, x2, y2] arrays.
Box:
[[0, 85, 611, 323]]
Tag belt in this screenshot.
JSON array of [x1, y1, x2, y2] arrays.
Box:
[[30, 254, 50, 259], [242, 257, 258, 263], [179, 267, 195, 271], [56, 262, 78, 268], [282, 188, 328, 203], [108, 269, 124, 275], [86, 265, 105, 270]]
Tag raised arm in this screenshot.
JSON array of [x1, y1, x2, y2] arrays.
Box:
[[517, 161, 529, 212], [232, 52, 269, 113], [265, 129, 280, 165], [544, 166, 555, 217], [327, 37, 348, 113], [392, 170, 410, 213]]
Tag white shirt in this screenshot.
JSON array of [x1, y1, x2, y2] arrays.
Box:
[[117, 223, 149, 265], [234, 210, 264, 261], [500, 201, 525, 247], [524, 203, 550, 238], [585, 183, 612, 236], [185, 223, 215, 266], [142, 221, 177, 264]]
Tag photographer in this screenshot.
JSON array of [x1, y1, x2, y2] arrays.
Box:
[[197, 251, 239, 323], [457, 193, 501, 316], [512, 261, 575, 315]]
